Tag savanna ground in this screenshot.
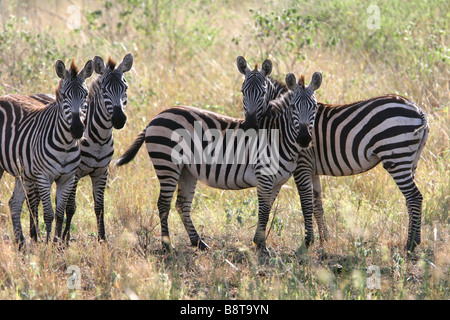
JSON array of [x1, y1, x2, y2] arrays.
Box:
[[0, 0, 448, 300]]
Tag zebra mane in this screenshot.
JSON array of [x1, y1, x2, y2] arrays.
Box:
[[266, 76, 288, 102], [266, 90, 293, 117], [298, 74, 305, 88], [260, 76, 290, 117], [107, 57, 117, 70], [69, 59, 79, 77], [87, 74, 103, 102], [54, 59, 81, 98]]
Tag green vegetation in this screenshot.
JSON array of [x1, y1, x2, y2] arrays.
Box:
[[0, 0, 448, 300]]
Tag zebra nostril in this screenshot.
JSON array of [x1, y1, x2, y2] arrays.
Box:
[[243, 110, 258, 130], [70, 112, 85, 139], [297, 125, 312, 148], [111, 106, 127, 129]]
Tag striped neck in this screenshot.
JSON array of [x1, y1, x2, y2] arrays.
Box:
[[264, 76, 288, 105], [53, 101, 79, 147], [261, 93, 300, 159], [84, 78, 114, 143]]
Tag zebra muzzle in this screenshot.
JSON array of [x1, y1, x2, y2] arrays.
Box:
[[70, 112, 85, 139], [243, 110, 258, 130], [111, 106, 127, 129], [297, 125, 312, 148]]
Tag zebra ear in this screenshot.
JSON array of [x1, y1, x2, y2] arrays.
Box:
[[237, 56, 251, 75], [93, 56, 106, 75], [308, 72, 322, 91], [118, 53, 133, 73], [285, 73, 299, 91], [261, 59, 272, 77], [55, 60, 69, 79], [78, 60, 94, 80]]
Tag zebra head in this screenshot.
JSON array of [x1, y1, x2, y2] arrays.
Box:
[[55, 59, 94, 139], [237, 56, 272, 130], [286, 72, 322, 149], [93, 53, 133, 129]]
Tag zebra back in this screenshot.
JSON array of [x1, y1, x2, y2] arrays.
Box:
[[311, 94, 429, 176]]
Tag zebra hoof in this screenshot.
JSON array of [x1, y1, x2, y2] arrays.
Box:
[[62, 231, 70, 244], [256, 246, 272, 264], [162, 241, 175, 253], [196, 240, 209, 251], [295, 244, 308, 257], [404, 240, 419, 256], [304, 236, 314, 248], [16, 235, 26, 252]]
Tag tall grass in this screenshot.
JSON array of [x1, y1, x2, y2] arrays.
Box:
[[0, 0, 448, 300]]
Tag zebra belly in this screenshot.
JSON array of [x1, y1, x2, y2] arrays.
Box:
[[184, 163, 257, 190], [312, 97, 426, 177], [313, 146, 381, 176]]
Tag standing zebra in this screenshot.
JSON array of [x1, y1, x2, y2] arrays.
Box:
[[115, 58, 310, 253], [284, 73, 429, 252], [0, 59, 94, 248], [29, 53, 133, 243], [63, 53, 133, 243]]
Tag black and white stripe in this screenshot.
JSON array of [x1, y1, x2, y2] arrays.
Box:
[[286, 74, 429, 251], [62, 53, 133, 243], [116, 57, 305, 253], [30, 54, 134, 243], [0, 59, 93, 248]]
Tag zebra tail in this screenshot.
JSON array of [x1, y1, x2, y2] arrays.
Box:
[[115, 128, 146, 167], [414, 109, 429, 136], [411, 109, 429, 174]]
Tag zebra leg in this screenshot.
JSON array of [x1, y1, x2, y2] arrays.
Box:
[[294, 156, 325, 247], [90, 170, 108, 242], [384, 161, 423, 252], [53, 175, 76, 243], [0, 168, 3, 205], [403, 181, 423, 252], [9, 178, 26, 250], [294, 170, 315, 247], [62, 177, 80, 244], [28, 187, 41, 242], [175, 169, 208, 250], [37, 181, 54, 243], [254, 183, 282, 253], [312, 175, 328, 243], [156, 173, 180, 252]]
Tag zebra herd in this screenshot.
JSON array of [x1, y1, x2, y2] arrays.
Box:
[[0, 54, 428, 255], [0, 54, 132, 250]]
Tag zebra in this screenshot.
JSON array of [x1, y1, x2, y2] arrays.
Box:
[[0, 59, 94, 249], [281, 73, 429, 252], [29, 53, 133, 243], [115, 57, 312, 253], [238, 56, 288, 130], [62, 53, 133, 243]]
